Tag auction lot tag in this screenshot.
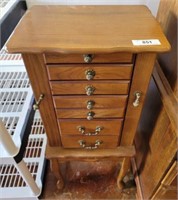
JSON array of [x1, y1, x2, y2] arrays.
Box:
[[132, 39, 161, 46]]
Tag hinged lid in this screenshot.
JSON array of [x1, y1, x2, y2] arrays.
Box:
[[7, 5, 170, 53]]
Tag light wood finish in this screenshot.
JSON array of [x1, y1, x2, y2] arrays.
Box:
[[47, 64, 133, 80], [56, 108, 125, 119], [6, 5, 170, 192], [117, 157, 131, 189], [50, 159, 64, 190], [53, 95, 128, 109], [50, 80, 130, 95], [153, 61, 178, 134], [118, 53, 157, 187], [45, 53, 134, 64], [46, 145, 136, 160], [7, 6, 170, 53], [61, 135, 120, 149], [22, 54, 61, 146], [151, 161, 178, 200], [121, 53, 157, 146], [58, 119, 123, 136]]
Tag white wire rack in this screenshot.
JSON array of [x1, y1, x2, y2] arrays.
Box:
[[0, 66, 33, 158], [0, 0, 18, 20], [0, 47, 47, 199], [0, 111, 47, 199]]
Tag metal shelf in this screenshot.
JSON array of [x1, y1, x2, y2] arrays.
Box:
[[0, 47, 47, 199]]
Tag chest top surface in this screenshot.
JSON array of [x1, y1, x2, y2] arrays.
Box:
[[7, 5, 170, 53]]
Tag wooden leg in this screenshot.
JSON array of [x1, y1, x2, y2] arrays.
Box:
[[117, 158, 131, 189], [50, 158, 64, 190]]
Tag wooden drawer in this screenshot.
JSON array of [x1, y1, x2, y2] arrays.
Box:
[[45, 53, 134, 64], [50, 81, 130, 95], [61, 135, 119, 148], [58, 119, 123, 136], [56, 108, 125, 119], [53, 95, 128, 109], [47, 64, 133, 80]]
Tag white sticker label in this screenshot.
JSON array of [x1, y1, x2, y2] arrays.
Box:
[[132, 39, 161, 46]]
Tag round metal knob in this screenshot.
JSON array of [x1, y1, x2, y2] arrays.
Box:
[[85, 85, 95, 96], [85, 69, 95, 80], [87, 100, 95, 109], [87, 111, 95, 120], [83, 54, 93, 63]]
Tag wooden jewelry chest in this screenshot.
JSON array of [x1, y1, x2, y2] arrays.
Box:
[[7, 5, 170, 189]]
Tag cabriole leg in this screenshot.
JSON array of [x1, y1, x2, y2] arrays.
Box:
[[117, 158, 131, 189], [50, 158, 64, 190]]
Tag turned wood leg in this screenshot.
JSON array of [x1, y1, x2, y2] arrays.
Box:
[[117, 158, 131, 189], [50, 158, 64, 190]]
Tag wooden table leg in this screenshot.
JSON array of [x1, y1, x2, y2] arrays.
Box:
[[117, 157, 131, 189], [50, 158, 64, 190]]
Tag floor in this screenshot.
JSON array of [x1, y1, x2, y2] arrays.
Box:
[[40, 161, 136, 200]]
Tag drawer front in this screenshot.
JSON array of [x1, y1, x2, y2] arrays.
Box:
[[53, 95, 128, 109], [61, 135, 119, 148], [47, 64, 133, 80], [58, 119, 123, 136], [56, 108, 125, 119], [45, 53, 134, 64], [50, 81, 130, 95]]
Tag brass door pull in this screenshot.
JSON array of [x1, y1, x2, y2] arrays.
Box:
[[133, 91, 141, 107], [77, 126, 103, 136], [87, 111, 95, 120], [33, 94, 44, 110], [87, 100, 95, 109], [85, 69, 95, 80], [78, 139, 103, 150], [83, 54, 93, 63], [85, 85, 95, 96]]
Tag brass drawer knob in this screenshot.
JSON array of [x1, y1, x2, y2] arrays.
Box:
[[77, 126, 104, 136], [85, 85, 95, 96], [83, 54, 93, 63], [85, 69, 95, 80], [133, 91, 142, 107], [87, 111, 95, 120], [33, 94, 44, 110], [78, 139, 103, 150], [87, 100, 95, 109]]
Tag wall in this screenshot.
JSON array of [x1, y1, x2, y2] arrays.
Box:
[[26, 0, 160, 16]]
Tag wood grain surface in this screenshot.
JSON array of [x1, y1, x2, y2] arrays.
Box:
[[120, 53, 157, 146], [46, 145, 136, 160], [50, 80, 130, 95], [53, 95, 128, 109], [58, 119, 123, 136], [47, 64, 133, 80], [61, 135, 119, 148], [45, 53, 134, 64], [7, 6, 170, 53], [56, 108, 125, 119], [22, 53, 61, 146]]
